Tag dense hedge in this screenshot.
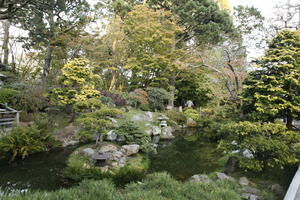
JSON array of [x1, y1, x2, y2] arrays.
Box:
[[2, 173, 242, 200]]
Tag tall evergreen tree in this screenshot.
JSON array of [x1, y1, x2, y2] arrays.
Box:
[[242, 30, 300, 129]]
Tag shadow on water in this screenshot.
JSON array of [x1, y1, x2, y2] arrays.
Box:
[[149, 128, 222, 180], [0, 147, 75, 193]]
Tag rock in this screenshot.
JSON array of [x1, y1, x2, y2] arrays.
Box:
[[116, 135, 125, 143], [186, 118, 197, 127], [242, 193, 259, 200], [151, 126, 161, 136], [109, 118, 118, 127], [269, 184, 284, 196], [225, 156, 239, 174], [152, 135, 160, 144], [242, 149, 254, 159], [62, 140, 79, 147], [81, 148, 95, 157], [189, 174, 210, 183], [110, 151, 124, 161], [99, 144, 118, 154], [144, 112, 153, 121], [161, 126, 175, 139], [242, 186, 260, 195], [216, 172, 234, 181], [166, 105, 173, 110], [239, 177, 249, 186], [121, 144, 140, 156], [178, 106, 183, 112], [106, 130, 117, 141], [132, 112, 153, 122]]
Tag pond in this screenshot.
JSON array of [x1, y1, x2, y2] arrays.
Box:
[[149, 128, 222, 180], [0, 128, 297, 195], [0, 147, 75, 193]]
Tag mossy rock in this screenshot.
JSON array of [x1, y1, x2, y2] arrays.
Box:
[[63, 143, 149, 186]]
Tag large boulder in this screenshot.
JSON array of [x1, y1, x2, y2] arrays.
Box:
[[239, 177, 249, 186], [189, 174, 210, 184], [216, 172, 234, 181], [81, 148, 95, 157], [132, 112, 153, 122], [121, 144, 140, 156], [106, 130, 117, 141], [161, 126, 175, 139], [269, 184, 284, 196], [242, 149, 254, 159], [186, 118, 197, 127], [99, 144, 118, 154], [151, 126, 161, 136]]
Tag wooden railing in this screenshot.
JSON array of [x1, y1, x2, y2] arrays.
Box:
[[0, 104, 19, 127]]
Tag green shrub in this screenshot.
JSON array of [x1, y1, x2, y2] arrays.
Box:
[[146, 87, 171, 111], [114, 120, 155, 154], [3, 172, 242, 200], [76, 106, 123, 144], [165, 110, 186, 125], [183, 108, 200, 121], [138, 103, 150, 111], [0, 88, 18, 105], [0, 125, 60, 161], [218, 121, 300, 171], [15, 85, 49, 113], [129, 88, 148, 108]]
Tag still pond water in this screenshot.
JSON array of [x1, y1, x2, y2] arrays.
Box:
[[0, 128, 296, 194]]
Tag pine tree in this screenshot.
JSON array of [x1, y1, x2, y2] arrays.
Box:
[[243, 30, 300, 129]]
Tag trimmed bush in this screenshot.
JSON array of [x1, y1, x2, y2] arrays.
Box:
[[3, 172, 242, 200], [165, 110, 186, 125], [114, 120, 155, 154], [218, 121, 300, 171]]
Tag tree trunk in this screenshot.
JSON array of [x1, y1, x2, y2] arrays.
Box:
[[168, 85, 175, 109], [286, 109, 293, 130], [2, 20, 10, 65], [43, 45, 54, 79]]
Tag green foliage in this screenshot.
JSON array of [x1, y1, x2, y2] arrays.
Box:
[[3, 172, 242, 200], [175, 72, 212, 107], [184, 108, 200, 121], [115, 120, 155, 154], [242, 30, 300, 129], [218, 121, 300, 171], [64, 146, 148, 185], [76, 106, 122, 142], [124, 5, 190, 90], [0, 88, 18, 105], [52, 58, 102, 112], [15, 84, 50, 113], [165, 110, 186, 125], [148, 0, 233, 46], [146, 87, 171, 111], [138, 104, 150, 111], [129, 88, 148, 108], [0, 125, 60, 161]]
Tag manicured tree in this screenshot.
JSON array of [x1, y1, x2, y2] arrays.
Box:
[[52, 58, 102, 119], [243, 30, 300, 129], [76, 106, 122, 144]]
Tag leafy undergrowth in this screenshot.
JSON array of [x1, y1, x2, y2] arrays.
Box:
[[230, 165, 297, 200], [2, 173, 242, 200]]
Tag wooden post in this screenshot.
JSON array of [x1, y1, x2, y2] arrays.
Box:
[[15, 112, 19, 125]]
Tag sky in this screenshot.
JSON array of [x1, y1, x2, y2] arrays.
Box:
[[229, 0, 298, 15]]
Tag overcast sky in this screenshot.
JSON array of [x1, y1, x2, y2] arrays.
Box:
[[229, 0, 297, 16]]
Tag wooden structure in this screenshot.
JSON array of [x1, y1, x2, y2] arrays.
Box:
[[0, 103, 19, 127]]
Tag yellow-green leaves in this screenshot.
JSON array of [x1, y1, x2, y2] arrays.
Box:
[[52, 58, 102, 112]]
